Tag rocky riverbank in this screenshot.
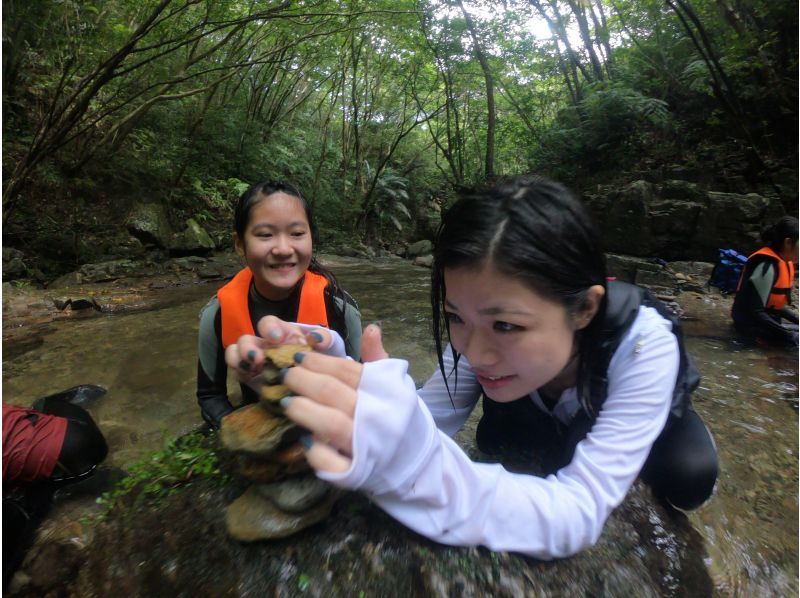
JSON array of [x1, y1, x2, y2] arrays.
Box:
[[8, 432, 713, 597]]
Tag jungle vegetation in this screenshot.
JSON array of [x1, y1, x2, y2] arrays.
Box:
[[3, 0, 797, 273]]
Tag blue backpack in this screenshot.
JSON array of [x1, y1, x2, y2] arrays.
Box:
[[709, 248, 748, 293]]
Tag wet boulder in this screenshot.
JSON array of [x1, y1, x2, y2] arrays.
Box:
[[406, 239, 433, 259], [67, 464, 712, 597], [169, 218, 216, 256], [126, 202, 173, 249], [3, 248, 29, 281]]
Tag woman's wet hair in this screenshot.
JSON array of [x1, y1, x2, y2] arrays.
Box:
[[233, 179, 348, 325], [762, 215, 799, 252], [431, 174, 607, 410], [234, 180, 313, 239]]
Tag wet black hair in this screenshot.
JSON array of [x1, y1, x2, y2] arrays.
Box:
[[431, 174, 608, 412], [763, 216, 799, 253], [233, 179, 348, 323]]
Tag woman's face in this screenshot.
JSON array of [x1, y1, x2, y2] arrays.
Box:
[[235, 192, 312, 300], [444, 263, 599, 402]]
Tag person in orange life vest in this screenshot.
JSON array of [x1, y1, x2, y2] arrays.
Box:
[[732, 216, 798, 346], [196, 180, 361, 430]]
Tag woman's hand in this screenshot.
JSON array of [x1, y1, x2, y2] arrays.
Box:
[[223, 315, 334, 388], [281, 352, 363, 474], [360, 322, 389, 361]]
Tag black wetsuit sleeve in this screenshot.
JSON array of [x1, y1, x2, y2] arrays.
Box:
[[775, 306, 799, 324], [735, 260, 795, 343], [196, 299, 234, 429]]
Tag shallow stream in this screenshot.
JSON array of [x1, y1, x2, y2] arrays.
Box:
[[2, 255, 797, 595]]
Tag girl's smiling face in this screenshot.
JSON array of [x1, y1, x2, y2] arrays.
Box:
[[234, 192, 312, 300], [444, 263, 601, 401]]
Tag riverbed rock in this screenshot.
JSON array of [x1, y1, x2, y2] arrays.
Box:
[[413, 255, 433, 268], [407, 239, 433, 258], [253, 474, 331, 513], [220, 404, 302, 456], [126, 202, 173, 249], [236, 453, 310, 482], [3, 248, 30, 281], [169, 218, 216, 256], [225, 484, 337, 542], [584, 180, 788, 262], [67, 469, 712, 597]]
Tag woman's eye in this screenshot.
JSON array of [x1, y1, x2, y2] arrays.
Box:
[[444, 312, 463, 324], [256, 233, 272, 239], [291, 231, 307, 238], [494, 321, 522, 332]]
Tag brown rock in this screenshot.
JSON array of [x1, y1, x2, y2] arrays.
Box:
[[220, 404, 302, 456], [253, 474, 331, 513], [273, 442, 306, 465], [226, 485, 336, 542], [263, 343, 310, 368], [259, 343, 311, 413], [237, 454, 310, 483]]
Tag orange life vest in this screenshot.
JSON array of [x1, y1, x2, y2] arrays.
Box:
[[217, 268, 330, 348], [736, 246, 795, 311]]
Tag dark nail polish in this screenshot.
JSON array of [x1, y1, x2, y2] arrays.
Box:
[[293, 352, 306, 363], [299, 434, 313, 449], [238, 360, 251, 372], [279, 367, 290, 382], [247, 350, 257, 362], [279, 396, 294, 410], [309, 331, 324, 343]]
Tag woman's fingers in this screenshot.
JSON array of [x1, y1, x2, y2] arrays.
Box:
[[282, 359, 360, 416], [281, 396, 353, 455], [224, 335, 265, 376], [256, 315, 306, 346], [304, 327, 334, 352], [360, 323, 389, 362], [302, 437, 352, 474], [290, 352, 363, 393]]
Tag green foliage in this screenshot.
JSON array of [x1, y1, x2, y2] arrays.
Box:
[[191, 178, 248, 214], [2, 0, 796, 265], [533, 82, 673, 183], [94, 432, 225, 518], [366, 164, 411, 233], [297, 573, 311, 592]]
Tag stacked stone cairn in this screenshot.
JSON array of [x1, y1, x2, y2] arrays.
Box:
[[220, 343, 336, 542]]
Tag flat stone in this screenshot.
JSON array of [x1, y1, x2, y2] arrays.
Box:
[[253, 474, 331, 513], [220, 404, 302, 456], [226, 485, 336, 542], [263, 343, 310, 369], [237, 454, 310, 483], [272, 442, 306, 465]]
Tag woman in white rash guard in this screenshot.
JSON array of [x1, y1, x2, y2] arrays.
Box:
[[226, 175, 719, 560]]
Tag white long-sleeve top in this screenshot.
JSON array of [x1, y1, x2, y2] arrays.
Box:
[[317, 306, 678, 558]]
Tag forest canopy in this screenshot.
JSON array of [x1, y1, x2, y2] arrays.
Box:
[[3, 0, 797, 260]]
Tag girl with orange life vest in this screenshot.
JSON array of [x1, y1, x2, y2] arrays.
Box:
[[731, 216, 798, 346], [196, 181, 361, 429]]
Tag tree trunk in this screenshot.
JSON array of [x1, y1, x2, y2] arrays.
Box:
[[456, 0, 495, 180]]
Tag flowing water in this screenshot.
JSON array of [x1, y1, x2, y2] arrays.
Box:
[[2, 255, 797, 595]]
